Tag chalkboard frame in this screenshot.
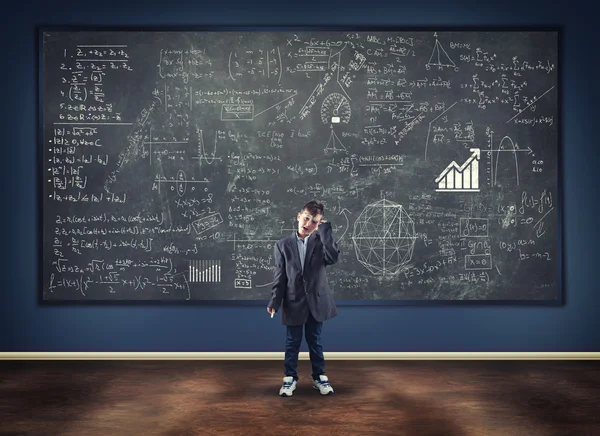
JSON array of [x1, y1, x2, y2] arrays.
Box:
[[37, 24, 564, 306]]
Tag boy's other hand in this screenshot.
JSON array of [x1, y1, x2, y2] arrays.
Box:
[[267, 307, 276, 315]]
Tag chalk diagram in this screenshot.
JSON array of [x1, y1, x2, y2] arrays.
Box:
[[351, 199, 417, 275], [492, 136, 520, 186], [298, 44, 352, 122], [188, 260, 222, 283], [324, 129, 348, 154], [320, 93, 351, 155], [426, 34, 458, 71], [144, 128, 219, 196], [321, 93, 351, 124], [435, 148, 480, 192], [191, 129, 220, 165]]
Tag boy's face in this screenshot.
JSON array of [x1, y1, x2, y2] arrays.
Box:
[[297, 209, 323, 239]]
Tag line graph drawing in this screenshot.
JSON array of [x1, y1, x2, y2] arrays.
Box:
[[351, 199, 417, 276], [426, 33, 458, 71], [435, 148, 480, 192], [493, 135, 522, 187], [486, 129, 533, 188], [191, 129, 221, 165]]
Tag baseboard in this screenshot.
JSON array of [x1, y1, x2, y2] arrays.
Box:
[[0, 352, 599, 360]]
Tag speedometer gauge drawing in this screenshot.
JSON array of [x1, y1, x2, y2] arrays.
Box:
[[321, 93, 351, 124]]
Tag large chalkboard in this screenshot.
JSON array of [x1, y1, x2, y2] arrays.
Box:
[[40, 28, 560, 303]]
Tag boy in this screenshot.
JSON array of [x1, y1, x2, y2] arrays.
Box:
[[267, 200, 340, 397]]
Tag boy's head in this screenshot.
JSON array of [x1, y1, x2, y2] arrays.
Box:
[[297, 200, 325, 239]]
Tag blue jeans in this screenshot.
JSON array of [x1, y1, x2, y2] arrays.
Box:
[[284, 311, 325, 381]]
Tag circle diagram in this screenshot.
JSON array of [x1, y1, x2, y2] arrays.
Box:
[[352, 199, 417, 275], [321, 93, 351, 124]]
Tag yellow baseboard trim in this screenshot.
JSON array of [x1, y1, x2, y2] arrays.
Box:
[[0, 352, 599, 360]]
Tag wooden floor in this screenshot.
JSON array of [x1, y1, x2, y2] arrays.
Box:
[[1, 360, 599, 435]]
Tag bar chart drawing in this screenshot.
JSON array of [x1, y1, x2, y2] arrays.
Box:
[[188, 260, 221, 283], [435, 148, 480, 192]]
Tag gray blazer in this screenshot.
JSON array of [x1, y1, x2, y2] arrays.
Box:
[[268, 222, 340, 326]]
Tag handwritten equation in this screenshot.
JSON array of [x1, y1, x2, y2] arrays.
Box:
[[42, 30, 559, 301]]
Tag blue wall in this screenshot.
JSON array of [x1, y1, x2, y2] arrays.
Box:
[[3, 0, 598, 352]]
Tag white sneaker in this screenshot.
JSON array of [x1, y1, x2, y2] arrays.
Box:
[[313, 375, 334, 395], [279, 376, 297, 397]]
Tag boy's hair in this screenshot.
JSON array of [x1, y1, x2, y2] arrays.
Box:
[[301, 200, 325, 217]]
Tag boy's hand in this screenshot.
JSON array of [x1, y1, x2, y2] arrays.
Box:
[[267, 307, 276, 315]]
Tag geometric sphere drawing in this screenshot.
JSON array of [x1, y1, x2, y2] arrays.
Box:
[[351, 199, 417, 275]]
